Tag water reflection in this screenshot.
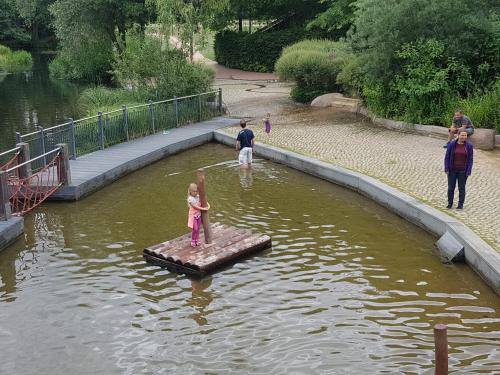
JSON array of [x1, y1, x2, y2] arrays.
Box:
[[238, 166, 253, 188], [188, 278, 213, 326]]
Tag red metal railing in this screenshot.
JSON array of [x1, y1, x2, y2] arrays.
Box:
[[6, 148, 62, 216]]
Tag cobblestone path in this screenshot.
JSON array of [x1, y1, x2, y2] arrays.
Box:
[[224, 107, 500, 251]]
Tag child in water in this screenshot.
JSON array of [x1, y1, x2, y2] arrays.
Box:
[[263, 113, 271, 137], [187, 183, 210, 247]]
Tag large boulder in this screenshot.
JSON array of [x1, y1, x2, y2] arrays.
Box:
[[469, 129, 496, 150], [311, 93, 360, 113]]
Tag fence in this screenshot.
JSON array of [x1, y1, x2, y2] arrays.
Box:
[[16, 89, 223, 163]]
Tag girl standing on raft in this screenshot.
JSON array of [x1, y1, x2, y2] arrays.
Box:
[[187, 183, 210, 247]]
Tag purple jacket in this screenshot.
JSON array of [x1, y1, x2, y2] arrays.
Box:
[[444, 140, 473, 176]]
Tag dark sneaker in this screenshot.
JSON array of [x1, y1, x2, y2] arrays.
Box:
[[456, 205, 463, 210], [446, 204, 452, 209]]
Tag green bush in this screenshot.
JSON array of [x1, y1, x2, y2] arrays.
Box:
[[214, 29, 328, 72], [443, 82, 500, 131], [275, 39, 353, 102], [113, 29, 214, 100], [0, 44, 32, 72], [78, 86, 145, 115]]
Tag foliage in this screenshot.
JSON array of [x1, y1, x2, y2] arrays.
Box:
[[113, 29, 214, 100], [445, 81, 500, 131], [334, 0, 500, 127], [307, 0, 356, 39], [14, 0, 55, 46], [49, 0, 150, 83], [215, 29, 327, 72], [276, 39, 353, 102], [149, 0, 227, 61], [78, 86, 144, 115], [0, 0, 31, 47], [0, 44, 33, 72]]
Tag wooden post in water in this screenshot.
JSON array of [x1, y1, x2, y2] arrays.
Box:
[[196, 168, 212, 244], [434, 324, 448, 375]]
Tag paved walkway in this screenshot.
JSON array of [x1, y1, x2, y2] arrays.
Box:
[[221, 99, 500, 252]]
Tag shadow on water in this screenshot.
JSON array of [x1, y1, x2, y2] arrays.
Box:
[[0, 51, 83, 151]]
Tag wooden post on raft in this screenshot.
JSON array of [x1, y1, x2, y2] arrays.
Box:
[[434, 324, 448, 375], [197, 168, 212, 244]]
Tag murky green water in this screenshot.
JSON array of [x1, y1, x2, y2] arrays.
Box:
[[0, 53, 82, 151], [0, 144, 498, 374]]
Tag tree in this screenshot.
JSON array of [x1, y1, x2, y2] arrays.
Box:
[[14, 0, 55, 46], [306, 0, 356, 39], [0, 0, 31, 47], [49, 0, 150, 82], [150, 0, 228, 61]]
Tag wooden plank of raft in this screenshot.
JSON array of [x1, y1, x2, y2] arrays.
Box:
[[143, 225, 271, 276]]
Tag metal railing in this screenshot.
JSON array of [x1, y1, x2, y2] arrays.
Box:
[[15, 89, 223, 161], [0, 146, 21, 171]]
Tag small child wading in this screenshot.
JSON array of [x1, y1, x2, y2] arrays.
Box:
[[263, 113, 271, 137], [187, 183, 210, 247]]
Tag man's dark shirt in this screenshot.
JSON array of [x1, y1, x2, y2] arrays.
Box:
[[237, 128, 254, 148]]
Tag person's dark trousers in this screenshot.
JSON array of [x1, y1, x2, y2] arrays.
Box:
[[447, 170, 468, 207]]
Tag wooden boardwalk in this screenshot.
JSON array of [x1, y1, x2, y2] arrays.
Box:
[[143, 223, 272, 276], [49, 117, 240, 201]]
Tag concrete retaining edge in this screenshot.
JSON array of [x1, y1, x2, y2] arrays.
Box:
[[358, 107, 500, 147], [214, 130, 500, 295], [0, 216, 24, 252]]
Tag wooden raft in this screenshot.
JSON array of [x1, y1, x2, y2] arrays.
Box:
[[143, 223, 271, 276]]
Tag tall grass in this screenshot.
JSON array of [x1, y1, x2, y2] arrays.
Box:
[[0, 44, 33, 73], [79, 86, 145, 115]]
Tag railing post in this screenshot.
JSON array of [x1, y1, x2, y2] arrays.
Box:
[[98, 112, 104, 150], [198, 94, 202, 122], [218, 88, 222, 114], [434, 324, 448, 375], [16, 142, 31, 179], [15, 132, 21, 144], [38, 126, 47, 165], [148, 100, 156, 133], [0, 171, 11, 221], [69, 118, 77, 160], [122, 105, 129, 141], [56, 143, 72, 186], [174, 96, 179, 127]]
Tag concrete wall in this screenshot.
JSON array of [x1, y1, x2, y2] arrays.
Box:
[[215, 130, 500, 295], [0, 217, 24, 252]]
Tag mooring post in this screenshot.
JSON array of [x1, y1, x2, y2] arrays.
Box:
[[434, 324, 448, 375], [69, 118, 77, 160], [122, 105, 129, 141], [98, 112, 104, 150], [196, 168, 212, 244], [173, 96, 179, 127], [16, 142, 31, 179], [0, 171, 11, 221], [15, 132, 21, 144], [148, 100, 155, 133], [55, 143, 72, 186], [218, 88, 222, 114]]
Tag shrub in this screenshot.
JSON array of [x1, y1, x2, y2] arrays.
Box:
[[214, 28, 328, 72], [78, 86, 145, 115], [113, 30, 214, 100], [275, 39, 353, 102], [0, 44, 32, 72]]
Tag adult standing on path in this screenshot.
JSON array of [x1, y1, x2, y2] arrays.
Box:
[[444, 130, 474, 209], [236, 120, 255, 168]]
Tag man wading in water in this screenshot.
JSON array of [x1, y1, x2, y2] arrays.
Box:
[[236, 119, 255, 168]]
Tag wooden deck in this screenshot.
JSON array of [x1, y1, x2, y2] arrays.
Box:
[[143, 223, 271, 276]]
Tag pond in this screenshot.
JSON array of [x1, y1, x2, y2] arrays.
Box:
[[0, 143, 498, 374], [0, 52, 82, 151]]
